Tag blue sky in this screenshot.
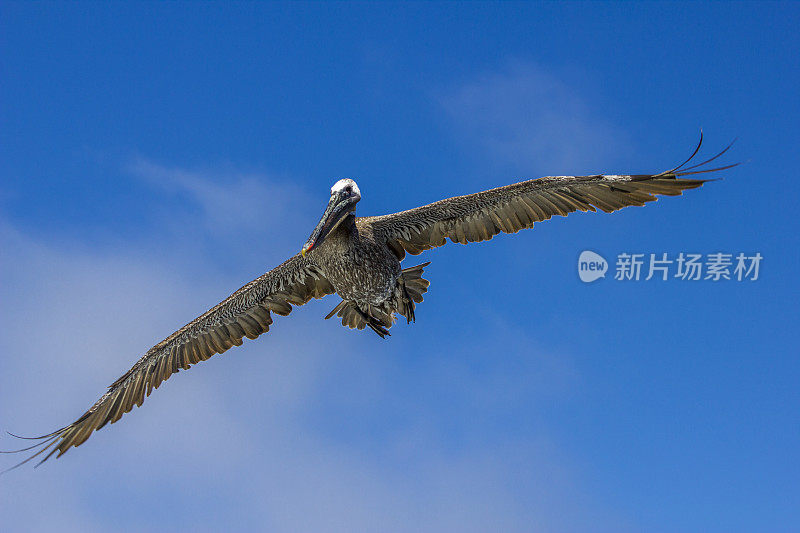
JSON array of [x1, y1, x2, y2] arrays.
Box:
[[1, 2, 798, 531]]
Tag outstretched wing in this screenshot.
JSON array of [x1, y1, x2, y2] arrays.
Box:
[[367, 137, 736, 259], [3, 254, 334, 470]]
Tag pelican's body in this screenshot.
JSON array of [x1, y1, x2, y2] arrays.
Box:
[[3, 137, 736, 470], [315, 216, 400, 307], [309, 213, 428, 337]]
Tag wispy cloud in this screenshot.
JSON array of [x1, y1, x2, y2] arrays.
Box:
[[129, 158, 314, 255], [441, 63, 629, 174]]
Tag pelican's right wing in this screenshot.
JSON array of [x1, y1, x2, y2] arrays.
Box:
[[3, 253, 334, 470], [367, 138, 735, 259]]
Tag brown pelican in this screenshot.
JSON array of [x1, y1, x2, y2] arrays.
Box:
[[2, 136, 735, 471]]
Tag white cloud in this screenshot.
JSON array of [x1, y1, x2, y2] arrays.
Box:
[[441, 63, 629, 174], [0, 165, 624, 531], [128, 158, 315, 262]]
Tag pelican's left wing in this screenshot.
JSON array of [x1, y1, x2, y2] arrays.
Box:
[[367, 139, 735, 259], [3, 254, 334, 470]]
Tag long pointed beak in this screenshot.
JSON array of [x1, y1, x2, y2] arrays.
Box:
[[301, 194, 353, 257]]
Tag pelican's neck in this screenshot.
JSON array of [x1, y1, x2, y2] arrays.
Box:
[[321, 213, 357, 250], [341, 213, 357, 238]]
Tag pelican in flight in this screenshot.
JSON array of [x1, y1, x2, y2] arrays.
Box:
[[2, 136, 735, 471]]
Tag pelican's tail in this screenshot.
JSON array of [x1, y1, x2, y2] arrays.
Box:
[[395, 262, 431, 324], [324, 262, 431, 336]]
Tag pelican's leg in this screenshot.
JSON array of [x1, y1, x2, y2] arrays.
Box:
[[354, 306, 391, 339], [401, 282, 415, 324]]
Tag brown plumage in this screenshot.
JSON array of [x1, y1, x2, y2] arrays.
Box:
[[2, 135, 736, 471]]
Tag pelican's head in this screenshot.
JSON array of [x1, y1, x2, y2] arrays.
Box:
[[302, 179, 361, 257]]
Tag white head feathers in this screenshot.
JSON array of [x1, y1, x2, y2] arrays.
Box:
[[331, 178, 360, 198]]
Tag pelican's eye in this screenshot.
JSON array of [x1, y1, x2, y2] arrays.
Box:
[[344, 185, 352, 194]]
